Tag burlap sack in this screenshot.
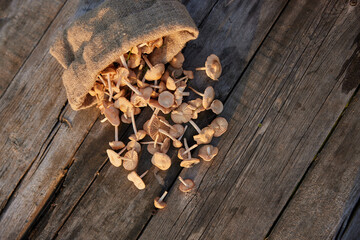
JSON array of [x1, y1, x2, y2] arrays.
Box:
[[50, 0, 198, 110]]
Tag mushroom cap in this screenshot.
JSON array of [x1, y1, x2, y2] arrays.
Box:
[[171, 103, 193, 123], [160, 70, 170, 82], [158, 91, 175, 109], [172, 139, 183, 148], [179, 179, 195, 192], [115, 67, 130, 87], [106, 149, 122, 167], [143, 116, 169, 142], [127, 171, 145, 190], [198, 145, 219, 161], [170, 52, 185, 69], [203, 86, 215, 109], [166, 76, 177, 91], [114, 97, 134, 116], [129, 130, 147, 141], [210, 99, 223, 115], [109, 141, 125, 150], [147, 143, 161, 155], [103, 104, 120, 126], [148, 99, 171, 114], [188, 98, 205, 119], [137, 79, 150, 89], [123, 150, 138, 171], [126, 140, 142, 153], [154, 197, 167, 209], [145, 63, 165, 81], [210, 117, 228, 137], [193, 126, 215, 145], [160, 138, 171, 154], [183, 70, 194, 79], [169, 124, 185, 139], [127, 53, 141, 69], [180, 158, 200, 168], [100, 66, 117, 76], [205, 54, 222, 80], [168, 65, 183, 79], [121, 114, 132, 124], [130, 87, 152, 107], [151, 152, 172, 170], [177, 148, 186, 160]]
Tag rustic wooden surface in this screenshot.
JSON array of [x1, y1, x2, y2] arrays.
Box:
[[0, 0, 359, 239]]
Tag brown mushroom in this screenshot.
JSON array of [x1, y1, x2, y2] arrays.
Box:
[[210, 99, 223, 114], [180, 158, 200, 168], [196, 54, 222, 80], [198, 145, 219, 161], [121, 114, 132, 124], [154, 191, 168, 209], [102, 102, 120, 127], [158, 129, 183, 148], [147, 143, 161, 155], [116, 67, 142, 95], [170, 52, 185, 69], [109, 141, 125, 150], [183, 70, 194, 79], [130, 87, 152, 107], [122, 150, 138, 171], [189, 86, 215, 109], [193, 126, 215, 145], [127, 140, 141, 153], [171, 103, 193, 123], [106, 149, 122, 167], [178, 176, 195, 192], [160, 137, 171, 154], [143, 55, 165, 81], [127, 170, 148, 190], [151, 152, 172, 170], [209, 117, 228, 137], [129, 130, 147, 141], [158, 91, 175, 108]]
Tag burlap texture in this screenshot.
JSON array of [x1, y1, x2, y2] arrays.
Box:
[[50, 0, 198, 110]]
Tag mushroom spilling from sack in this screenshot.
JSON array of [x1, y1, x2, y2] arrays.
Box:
[[91, 37, 228, 208]]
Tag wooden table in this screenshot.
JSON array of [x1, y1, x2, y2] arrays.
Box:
[[1, 0, 360, 239]]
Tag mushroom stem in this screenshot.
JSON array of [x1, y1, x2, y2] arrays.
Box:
[[174, 76, 188, 84], [178, 125, 188, 141], [159, 119, 176, 131], [182, 92, 190, 97], [178, 176, 189, 187], [139, 170, 149, 179], [120, 157, 136, 162], [98, 75, 107, 86], [118, 147, 127, 156], [120, 54, 128, 69], [184, 138, 191, 159], [195, 67, 206, 71], [115, 125, 119, 142], [123, 78, 142, 95], [107, 74, 113, 102], [182, 144, 198, 155], [158, 129, 177, 142], [142, 55, 153, 69], [188, 86, 204, 97], [158, 191, 168, 202], [189, 119, 201, 133], [101, 117, 108, 123], [207, 146, 211, 155], [138, 43, 147, 48], [130, 110, 138, 136], [141, 141, 163, 145], [148, 108, 160, 127], [154, 134, 159, 148]]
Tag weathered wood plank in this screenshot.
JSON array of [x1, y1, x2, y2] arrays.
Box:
[[0, 0, 218, 239], [0, 0, 107, 235], [267, 90, 360, 239], [341, 197, 360, 240], [50, 0, 289, 239], [137, 1, 360, 239], [0, 0, 66, 96]]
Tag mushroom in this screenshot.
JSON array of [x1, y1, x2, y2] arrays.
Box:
[[147, 143, 161, 155], [178, 176, 195, 193], [188, 119, 215, 145], [126, 47, 141, 69], [183, 70, 194, 79], [209, 117, 228, 137], [180, 138, 200, 168], [154, 191, 168, 209], [188, 98, 205, 119], [143, 55, 165, 81], [158, 129, 182, 148], [178, 138, 191, 160], [127, 170, 148, 190], [160, 137, 171, 154], [106, 149, 123, 167], [130, 87, 152, 107], [129, 130, 147, 141], [169, 52, 185, 69], [121, 114, 132, 124], [177, 148, 186, 160], [151, 152, 172, 170], [196, 54, 222, 80], [127, 140, 141, 153], [209, 99, 223, 114], [198, 145, 219, 161], [168, 65, 183, 79], [189, 86, 215, 109], [109, 141, 125, 150], [115, 67, 142, 95], [158, 91, 175, 108], [143, 116, 169, 142], [122, 150, 138, 171], [171, 103, 193, 124], [101, 102, 120, 127], [169, 124, 185, 139]]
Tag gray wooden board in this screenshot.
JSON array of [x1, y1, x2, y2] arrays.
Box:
[[137, 0, 360, 239], [0, 0, 66, 96], [267, 89, 360, 239], [28, 0, 290, 239], [341, 197, 360, 240]]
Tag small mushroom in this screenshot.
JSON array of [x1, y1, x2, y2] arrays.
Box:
[[143, 55, 165, 81], [151, 152, 172, 170], [178, 176, 195, 192], [143, 115, 169, 142], [115, 67, 142, 95], [130, 87, 152, 107], [188, 98, 205, 119], [171, 103, 193, 123], [180, 158, 200, 168], [196, 54, 222, 80], [160, 137, 171, 154], [106, 149, 122, 167], [127, 170, 148, 190], [101, 102, 120, 127], [198, 145, 219, 161], [169, 124, 185, 139], [210, 99, 223, 114], [209, 117, 228, 137], [154, 191, 168, 209], [129, 130, 147, 141], [193, 126, 215, 145], [109, 141, 125, 150], [121, 114, 132, 124], [147, 143, 161, 155], [183, 70, 194, 79], [158, 129, 183, 148], [122, 150, 138, 171], [127, 140, 141, 153], [169, 52, 185, 69], [189, 86, 215, 109], [177, 148, 186, 160], [158, 91, 175, 108]]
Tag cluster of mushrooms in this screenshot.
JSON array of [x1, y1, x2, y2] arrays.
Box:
[[89, 37, 228, 209]]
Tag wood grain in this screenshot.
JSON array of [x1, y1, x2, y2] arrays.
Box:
[[0, 0, 66, 96], [31, 0, 289, 239], [267, 90, 360, 239], [138, 0, 360, 239]]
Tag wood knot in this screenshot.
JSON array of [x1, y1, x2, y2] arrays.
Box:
[[349, 0, 357, 6]]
